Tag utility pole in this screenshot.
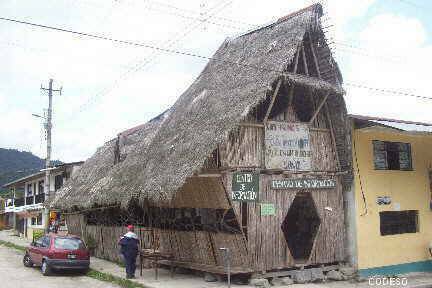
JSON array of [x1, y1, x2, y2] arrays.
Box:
[[40, 79, 61, 232]]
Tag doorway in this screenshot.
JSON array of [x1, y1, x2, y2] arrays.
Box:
[[281, 192, 321, 263]]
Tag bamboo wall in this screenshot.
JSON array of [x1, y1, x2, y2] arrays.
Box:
[[65, 213, 250, 273], [225, 173, 345, 272], [65, 96, 345, 274], [219, 126, 263, 168], [219, 125, 336, 172]]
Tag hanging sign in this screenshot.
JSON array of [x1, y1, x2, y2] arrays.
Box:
[[261, 203, 276, 216], [271, 178, 336, 189], [265, 122, 311, 171], [231, 172, 259, 202]]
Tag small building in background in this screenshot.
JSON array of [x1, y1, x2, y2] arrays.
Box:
[[3, 161, 83, 239], [350, 114, 432, 276], [0, 197, 5, 229]]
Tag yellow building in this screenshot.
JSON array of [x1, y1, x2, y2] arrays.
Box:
[[350, 115, 432, 276]]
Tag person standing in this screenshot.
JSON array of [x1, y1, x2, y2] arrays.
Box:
[[118, 225, 140, 279]]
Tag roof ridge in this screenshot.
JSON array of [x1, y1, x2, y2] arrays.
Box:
[[277, 3, 323, 23]]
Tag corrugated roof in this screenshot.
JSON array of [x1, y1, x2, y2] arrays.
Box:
[[350, 114, 432, 133]]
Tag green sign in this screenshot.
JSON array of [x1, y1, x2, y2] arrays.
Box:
[[231, 172, 259, 202], [261, 203, 276, 216], [271, 178, 336, 189]]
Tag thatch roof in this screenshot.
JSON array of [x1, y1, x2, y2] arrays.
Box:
[[52, 4, 346, 210]]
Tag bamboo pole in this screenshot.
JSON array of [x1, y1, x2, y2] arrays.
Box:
[[263, 79, 282, 123], [309, 91, 330, 124], [308, 33, 321, 78], [324, 103, 341, 170], [301, 45, 309, 76]]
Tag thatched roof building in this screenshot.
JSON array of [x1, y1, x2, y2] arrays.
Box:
[[52, 4, 354, 277], [52, 3, 349, 211]]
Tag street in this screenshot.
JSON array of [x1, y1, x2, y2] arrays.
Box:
[[0, 246, 118, 288]]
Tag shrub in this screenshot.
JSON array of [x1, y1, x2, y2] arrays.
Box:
[[32, 229, 44, 241]]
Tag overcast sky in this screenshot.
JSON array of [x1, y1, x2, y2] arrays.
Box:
[[1, 0, 431, 162]]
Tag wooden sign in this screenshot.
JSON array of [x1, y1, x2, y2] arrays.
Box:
[[231, 172, 259, 202], [261, 203, 276, 216], [265, 122, 311, 171], [271, 178, 336, 189]]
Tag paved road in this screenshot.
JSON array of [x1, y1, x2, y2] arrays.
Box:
[[0, 246, 119, 288]]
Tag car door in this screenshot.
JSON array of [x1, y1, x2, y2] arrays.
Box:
[[29, 237, 44, 265], [32, 236, 50, 265]]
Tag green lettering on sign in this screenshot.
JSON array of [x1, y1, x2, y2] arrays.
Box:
[[231, 172, 259, 202], [261, 203, 275, 216]]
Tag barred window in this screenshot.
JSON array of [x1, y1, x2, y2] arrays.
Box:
[[373, 140, 412, 170], [380, 210, 418, 236]]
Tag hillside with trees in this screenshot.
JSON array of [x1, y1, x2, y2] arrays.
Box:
[[0, 148, 61, 197]]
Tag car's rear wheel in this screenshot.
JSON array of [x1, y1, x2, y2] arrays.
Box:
[[23, 254, 33, 267], [41, 260, 51, 276]]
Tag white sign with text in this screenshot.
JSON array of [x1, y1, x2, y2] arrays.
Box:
[[265, 122, 311, 171]]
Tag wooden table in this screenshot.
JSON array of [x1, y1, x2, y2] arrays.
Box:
[[139, 249, 174, 280]]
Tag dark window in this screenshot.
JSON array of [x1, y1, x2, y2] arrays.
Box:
[[40, 236, 50, 248], [54, 175, 63, 191], [27, 183, 33, 196], [54, 238, 85, 250], [373, 140, 412, 170], [85, 206, 241, 234], [31, 213, 42, 226], [380, 210, 418, 236], [38, 180, 44, 194]]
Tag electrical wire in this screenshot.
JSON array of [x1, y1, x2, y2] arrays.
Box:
[[345, 82, 432, 101], [1, 14, 431, 110], [352, 130, 368, 216], [65, 0, 235, 118]]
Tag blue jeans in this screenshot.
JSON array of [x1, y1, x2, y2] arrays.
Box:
[[124, 254, 137, 277]]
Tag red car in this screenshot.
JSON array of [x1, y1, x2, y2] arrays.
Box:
[[23, 234, 90, 276]]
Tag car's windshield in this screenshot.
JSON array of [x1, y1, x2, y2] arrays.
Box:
[[54, 238, 85, 250]]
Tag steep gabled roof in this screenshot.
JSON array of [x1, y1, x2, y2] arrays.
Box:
[[52, 4, 344, 210]]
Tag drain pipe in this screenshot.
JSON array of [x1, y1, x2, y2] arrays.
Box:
[[220, 247, 231, 288]]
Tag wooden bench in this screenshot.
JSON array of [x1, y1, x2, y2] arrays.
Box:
[[140, 249, 174, 280], [138, 228, 174, 280]]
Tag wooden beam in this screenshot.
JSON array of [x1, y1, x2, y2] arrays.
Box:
[[287, 84, 295, 107], [194, 174, 222, 178], [285, 45, 301, 109], [239, 122, 264, 128], [239, 122, 329, 132], [263, 79, 282, 123], [309, 91, 330, 125], [308, 33, 321, 78], [293, 45, 300, 73], [301, 44, 309, 76], [324, 102, 341, 170]]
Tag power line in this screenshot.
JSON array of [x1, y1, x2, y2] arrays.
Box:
[[2, 15, 431, 104], [0, 16, 211, 60], [65, 0, 235, 118], [345, 82, 432, 101]]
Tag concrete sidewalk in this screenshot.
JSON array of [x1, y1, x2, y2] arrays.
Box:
[[1, 229, 431, 288]]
